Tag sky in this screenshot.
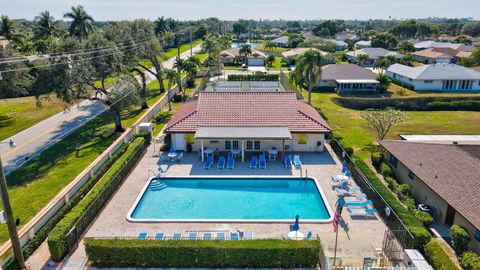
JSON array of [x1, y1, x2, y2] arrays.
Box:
[[1, 0, 479, 21]]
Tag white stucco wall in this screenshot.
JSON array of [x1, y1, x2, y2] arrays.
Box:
[[386, 71, 480, 91]]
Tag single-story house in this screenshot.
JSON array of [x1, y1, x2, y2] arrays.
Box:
[[320, 64, 379, 93], [272, 36, 290, 48], [164, 92, 332, 161], [218, 48, 266, 66], [472, 66, 480, 73], [355, 40, 372, 49], [380, 140, 480, 253], [412, 47, 472, 64], [386, 63, 480, 92], [281, 48, 335, 64], [335, 33, 358, 42], [325, 39, 348, 51], [413, 40, 453, 50], [346, 48, 404, 66]]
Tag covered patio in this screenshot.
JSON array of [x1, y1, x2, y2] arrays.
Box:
[[335, 79, 379, 91]]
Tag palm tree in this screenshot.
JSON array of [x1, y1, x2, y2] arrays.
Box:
[[164, 68, 178, 111], [239, 43, 252, 65], [0, 15, 24, 46], [264, 40, 275, 53], [356, 53, 369, 66], [202, 34, 220, 57], [295, 50, 326, 105], [34, 11, 61, 40], [63, 5, 94, 42]]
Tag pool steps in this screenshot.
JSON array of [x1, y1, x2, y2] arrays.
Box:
[[149, 180, 167, 191]]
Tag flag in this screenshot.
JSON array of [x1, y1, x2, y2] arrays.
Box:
[[333, 197, 345, 232]]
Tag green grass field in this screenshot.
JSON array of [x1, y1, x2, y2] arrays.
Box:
[[0, 95, 66, 141]]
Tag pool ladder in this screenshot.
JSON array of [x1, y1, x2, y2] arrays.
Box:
[[300, 169, 308, 181]]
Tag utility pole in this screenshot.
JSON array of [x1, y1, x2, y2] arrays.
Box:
[[0, 141, 26, 269], [176, 33, 183, 94], [190, 29, 193, 57]]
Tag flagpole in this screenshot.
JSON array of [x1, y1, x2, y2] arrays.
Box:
[[333, 227, 339, 269]]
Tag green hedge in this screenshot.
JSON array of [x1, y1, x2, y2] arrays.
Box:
[[47, 137, 146, 261], [228, 74, 279, 81], [353, 156, 431, 248], [85, 238, 320, 268], [390, 78, 415, 90], [2, 142, 130, 270], [426, 100, 480, 111], [425, 240, 461, 270], [460, 251, 480, 270]]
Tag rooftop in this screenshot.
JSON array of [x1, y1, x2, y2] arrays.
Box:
[[346, 48, 403, 59], [412, 47, 472, 59], [321, 64, 377, 81], [219, 47, 266, 59], [272, 36, 289, 44], [281, 47, 331, 58], [413, 40, 452, 49], [380, 140, 480, 230], [387, 63, 480, 80]]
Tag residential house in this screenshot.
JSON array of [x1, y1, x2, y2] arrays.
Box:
[[335, 33, 358, 42], [281, 47, 335, 64], [380, 140, 480, 253], [319, 64, 379, 93], [326, 39, 348, 51], [272, 36, 290, 48], [346, 48, 404, 66], [218, 48, 266, 66], [472, 66, 480, 73], [413, 40, 453, 50], [355, 40, 372, 49], [164, 92, 332, 161], [412, 47, 473, 64], [386, 63, 480, 92]]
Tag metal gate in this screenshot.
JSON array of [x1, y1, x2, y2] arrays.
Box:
[[382, 229, 405, 264]]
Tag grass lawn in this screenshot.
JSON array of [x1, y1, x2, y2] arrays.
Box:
[[163, 40, 202, 60], [255, 44, 288, 53], [0, 95, 66, 141]]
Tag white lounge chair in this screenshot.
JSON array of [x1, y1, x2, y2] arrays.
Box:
[[347, 207, 377, 216], [345, 200, 373, 208], [343, 193, 367, 203], [335, 186, 361, 197]]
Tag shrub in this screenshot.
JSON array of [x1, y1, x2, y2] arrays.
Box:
[[413, 210, 433, 227], [371, 152, 384, 171], [339, 141, 354, 156], [450, 225, 471, 254], [405, 196, 416, 212], [390, 78, 415, 90], [460, 251, 480, 270], [227, 74, 279, 81], [385, 176, 398, 190], [425, 240, 461, 270], [397, 183, 412, 199], [48, 137, 146, 261], [85, 238, 320, 268], [426, 100, 480, 111], [380, 163, 393, 177]]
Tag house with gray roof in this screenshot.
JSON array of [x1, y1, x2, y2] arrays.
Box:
[[386, 63, 480, 92], [346, 48, 403, 66], [380, 140, 480, 253], [354, 40, 372, 49], [320, 64, 379, 93], [218, 48, 266, 66], [413, 40, 453, 50], [272, 36, 290, 48]]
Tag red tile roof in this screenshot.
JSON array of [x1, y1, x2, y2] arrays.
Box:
[[380, 140, 480, 230], [165, 92, 331, 134]]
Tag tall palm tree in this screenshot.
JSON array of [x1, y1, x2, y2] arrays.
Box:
[[239, 43, 252, 65], [34, 11, 61, 40], [264, 40, 275, 53], [0, 15, 24, 46], [295, 50, 326, 105], [164, 68, 178, 111], [63, 5, 94, 42]]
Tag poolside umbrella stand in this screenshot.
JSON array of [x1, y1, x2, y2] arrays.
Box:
[[341, 159, 347, 174], [290, 214, 300, 231]]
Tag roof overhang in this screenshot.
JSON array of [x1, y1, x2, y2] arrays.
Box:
[[335, 79, 379, 84], [194, 127, 292, 140]]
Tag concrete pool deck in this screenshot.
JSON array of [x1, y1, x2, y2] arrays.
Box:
[[54, 143, 389, 268]]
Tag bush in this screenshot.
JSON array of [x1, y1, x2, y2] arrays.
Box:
[[47, 137, 146, 261], [385, 176, 398, 190], [397, 183, 412, 199], [427, 100, 480, 111], [425, 240, 461, 270], [371, 152, 384, 171], [380, 163, 393, 177], [460, 251, 480, 270], [405, 196, 416, 212], [227, 74, 279, 81], [450, 225, 471, 254], [413, 210, 433, 227], [339, 141, 354, 156], [85, 238, 320, 268], [390, 78, 415, 90]]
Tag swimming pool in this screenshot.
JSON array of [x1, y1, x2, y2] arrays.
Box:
[[128, 176, 333, 223]]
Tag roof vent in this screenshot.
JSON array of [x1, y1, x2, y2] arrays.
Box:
[[419, 162, 422, 166], [453, 141, 458, 145]]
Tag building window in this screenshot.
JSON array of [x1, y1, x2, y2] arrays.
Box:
[[425, 80, 433, 83], [232, 140, 239, 150], [389, 155, 398, 168], [254, 140, 261, 150], [408, 170, 415, 180], [246, 141, 253, 150], [298, 134, 308, 144], [185, 134, 195, 144], [209, 140, 219, 144], [225, 141, 231, 150]]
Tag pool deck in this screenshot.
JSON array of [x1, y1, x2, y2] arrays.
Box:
[[52, 143, 389, 269]]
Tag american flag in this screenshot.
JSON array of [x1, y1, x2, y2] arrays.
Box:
[[333, 197, 345, 232]]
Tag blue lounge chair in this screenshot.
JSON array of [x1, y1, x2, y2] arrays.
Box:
[[217, 155, 225, 169], [343, 193, 367, 203], [244, 231, 253, 240], [346, 200, 373, 208], [188, 232, 197, 240], [249, 156, 258, 169], [173, 233, 182, 240], [203, 154, 213, 169], [284, 155, 292, 168], [138, 232, 148, 239], [231, 232, 239, 240], [259, 154, 266, 169], [347, 208, 377, 216], [305, 231, 313, 240], [216, 232, 225, 240], [203, 233, 212, 240], [155, 233, 164, 240], [227, 154, 235, 169], [293, 155, 302, 168], [335, 186, 361, 196]]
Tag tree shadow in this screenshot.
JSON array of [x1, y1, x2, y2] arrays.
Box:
[[0, 114, 14, 128]]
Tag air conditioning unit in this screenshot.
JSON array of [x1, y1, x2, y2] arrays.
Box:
[[403, 249, 433, 270]]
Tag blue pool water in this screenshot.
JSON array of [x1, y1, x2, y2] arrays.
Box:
[[231, 42, 261, 48], [129, 177, 332, 221]]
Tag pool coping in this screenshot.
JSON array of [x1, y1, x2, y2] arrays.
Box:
[[126, 175, 334, 224]]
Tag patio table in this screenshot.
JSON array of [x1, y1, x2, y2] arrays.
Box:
[[335, 175, 350, 181], [268, 149, 278, 160], [231, 149, 241, 158], [287, 231, 305, 240], [167, 152, 178, 162]]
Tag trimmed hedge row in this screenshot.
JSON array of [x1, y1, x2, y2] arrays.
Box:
[[85, 238, 320, 268], [425, 239, 461, 270], [352, 156, 431, 248], [390, 78, 415, 90], [3, 142, 130, 270], [228, 74, 279, 81], [47, 137, 146, 261], [332, 96, 480, 111]]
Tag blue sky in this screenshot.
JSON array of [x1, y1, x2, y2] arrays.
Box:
[[2, 0, 479, 21]]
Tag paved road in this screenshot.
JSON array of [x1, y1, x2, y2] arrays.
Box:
[[0, 44, 202, 174]]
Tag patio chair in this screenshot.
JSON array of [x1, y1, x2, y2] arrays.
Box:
[[203, 154, 213, 169], [155, 233, 165, 240], [176, 152, 183, 162], [227, 154, 235, 169], [231, 232, 239, 240], [203, 233, 212, 240], [330, 179, 350, 188], [214, 148, 220, 158], [343, 193, 367, 203], [259, 154, 267, 169], [284, 155, 292, 168], [345, 200, 373, 208], [347, 207, 377, 217], [173, 233, 182, 240], [293, 155, 302, 168], [138, 232, 148, 239], [216, 232, 225, 240], [335, 186, 361, 197], [243, 231, 253, 240], [305, 231, 313, 240], [217, 156, 225, 169], [249, 156, 258, 169], [188, 232, 197, 240]]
